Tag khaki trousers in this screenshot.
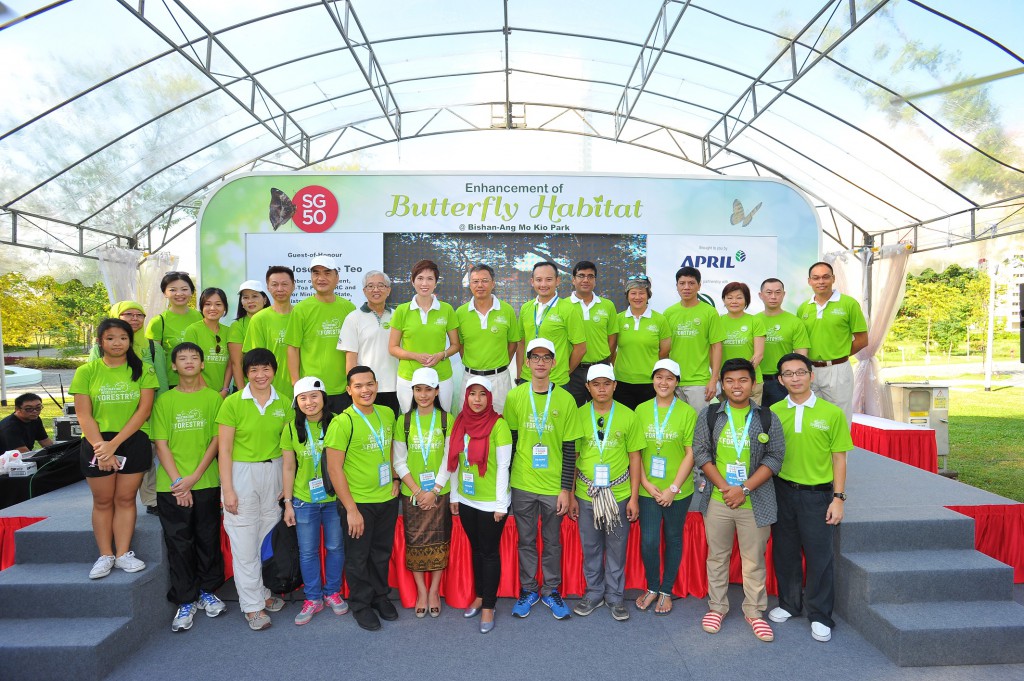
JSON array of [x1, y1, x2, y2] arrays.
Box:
[[703, 499, 770, 619]]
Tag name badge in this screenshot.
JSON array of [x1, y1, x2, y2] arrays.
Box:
[[378, 463, 391, 487], [725, 463, 748, 487], [594, 464, 610, 488], [419, 471, 436, 490], [462, 471, 475, 496], [309, 477, 328, 502], [532, 444, 549, 469], [650, 456, 667, 479]]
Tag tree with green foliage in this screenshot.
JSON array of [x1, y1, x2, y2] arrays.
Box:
[[890, 265, 989, 357]]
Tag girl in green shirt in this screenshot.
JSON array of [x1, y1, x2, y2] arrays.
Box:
[[184, 288, 232, 397], [229, 280, 270, 390], [147, 272, 202, 388]]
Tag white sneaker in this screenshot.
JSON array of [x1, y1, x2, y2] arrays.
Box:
[[114, 551, 146, 573], [89, 555, 115, 579], [171, 602, 198, 632], [811, 621, 832, 642], [768, 607, 792, 623]]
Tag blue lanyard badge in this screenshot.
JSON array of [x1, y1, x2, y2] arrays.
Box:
[[652, 399, 677, 452], [461, 434, 475, 496], [533, 296, 558, 336], [530, 385, 553, 439], [590, 403, 615, 461], [354, 408, 388, 462], [725, 405, 753, 462], [305, 421, 328, 502], [414, 409, 437, 469]]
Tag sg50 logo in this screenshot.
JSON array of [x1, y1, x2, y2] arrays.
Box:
[[269, 185, 339, 233]]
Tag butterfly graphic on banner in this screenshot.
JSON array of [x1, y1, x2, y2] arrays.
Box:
[[269, 188, 295, 230], [730, 199, 762, 227]]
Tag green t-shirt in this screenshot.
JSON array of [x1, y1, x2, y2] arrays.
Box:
[[87, 337, 168, 396], [390, 299, 459, 381], [324, 405, 397, 504], [571, 295, 618, 362], [146, 309, 203, 387], [395, 409, 450, 496], [504, 383, 583, 495], [456, 298, 521, 370], [183, 321, 232, 392], [228, 315, 252, 346], [69, 358, 159, 434], [634, 398, 697, 500], [614, 309, 671, 384], [151, 387, 222, 492], [720, 313, 766, 383], [284, 296, 356, 394], [663, 302, 726, 386], [454, 419, 513, 503], [772, 396, 853, 485], [215, 390, 293, 462], [756, 311, 810, 376], [796, 293, 868, 362], [244, 307, 293, 402], [280, 419, 336, 503], [575, 401, 646, 503], [518, 297, 586, 386], [712, 405, 753, 510]]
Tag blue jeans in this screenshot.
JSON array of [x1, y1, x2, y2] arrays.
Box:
[[292, 499, 344, 601]]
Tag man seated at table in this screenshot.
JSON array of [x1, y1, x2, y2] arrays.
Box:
[[1, 394, 55, 452]]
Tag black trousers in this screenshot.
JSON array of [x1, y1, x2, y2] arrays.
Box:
[[614, 381, 656, 411], [771, 479, 836, 627], [157, 487, 225, 605], [459, 504, 508, 609], [327, 393, 353, 413], [374, 391, 401, 419], [566, 359, 611, 407], [339, 497, 398, 611], [760, 374, 787, 409]]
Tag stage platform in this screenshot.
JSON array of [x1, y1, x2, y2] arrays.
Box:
[[0, 449, 1022, 680]]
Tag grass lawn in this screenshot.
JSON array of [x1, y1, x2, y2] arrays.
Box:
[[946, 386, 1024, 503]]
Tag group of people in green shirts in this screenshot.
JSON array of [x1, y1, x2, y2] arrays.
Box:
[[70, 256, 864, 644]]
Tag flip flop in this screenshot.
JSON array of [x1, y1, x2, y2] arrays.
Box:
[[746, 616, 775, 642], [635, 590, 658, 611], [654, 592, 673, 616], [702, 610, 724, 634]]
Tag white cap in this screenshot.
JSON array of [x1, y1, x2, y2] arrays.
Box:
[[526, 338, 556, 356], [237, 279, 265, 294], [651, 358, 681, 379], [586, 364, 615, 382], [463, 375, 493, 393], [410, 367, 440, 388], [292, 376, 325, 405], [310, 256, 339, 271]]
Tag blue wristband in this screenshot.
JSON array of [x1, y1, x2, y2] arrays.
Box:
[[172, 477, 183, 485]]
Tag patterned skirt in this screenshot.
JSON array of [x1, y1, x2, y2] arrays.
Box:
[[402, 493, 452, 571]]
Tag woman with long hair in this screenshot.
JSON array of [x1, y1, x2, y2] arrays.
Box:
[[146, 272, 202, 388], [184, 287, 232, 396]]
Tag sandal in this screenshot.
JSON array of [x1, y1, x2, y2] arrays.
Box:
[[415, 594, 427, 619], [746, 616, 774, 642], [701, 610, 724, 634], [654, 592, 673, 616], [428, 593, 441, 618], [635, 590, 658, 611]]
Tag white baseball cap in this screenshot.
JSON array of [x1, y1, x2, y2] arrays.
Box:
[[651, 358, 681, 379], [463, 375, 493, 393], [411, 367, 440, 388], [526, 338, 556, 356], [292, 376, 326, 405], [586, 364, 615, 382], [237, 279, 265, 294], [310, 256, 339, 271]]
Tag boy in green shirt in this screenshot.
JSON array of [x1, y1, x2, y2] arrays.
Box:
[[566, 260, 619, 407]]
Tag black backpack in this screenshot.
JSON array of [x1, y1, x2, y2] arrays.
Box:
[[260, 513, 302, 594]]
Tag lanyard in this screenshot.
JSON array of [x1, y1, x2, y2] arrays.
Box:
[[590, 403, 615, 461], [305, 420, 324, 475], [354, 408, 388, 462], [725, 405, 753, 462], [413, 408, 437, 469], [652, 399, 677, 450], [530, 385, 553, 441], [462, 435, 472, 469], [533, 296, 558, 336]]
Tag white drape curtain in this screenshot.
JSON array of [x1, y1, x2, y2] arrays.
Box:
[[97, 247, 142, 304], [139, 252, 179, 318]]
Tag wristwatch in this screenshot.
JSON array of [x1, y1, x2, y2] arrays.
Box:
[[833, 492, 847, 501], [741, 485, 751, 497], [669, 484, 680, 494]]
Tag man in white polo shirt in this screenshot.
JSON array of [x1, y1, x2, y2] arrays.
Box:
[[337, 270, 400, 417]]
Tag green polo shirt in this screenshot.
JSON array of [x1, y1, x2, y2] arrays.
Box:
[[183, 321, 232, 391], [772, 395, 852, 485], [796, 293, 867, 362], [757, 311, 810, 375], [663, 301, 726, 386], [280, 419, 336, 503], [215, 389, 292, 462], [324, 405, 397, 504], [152, 387, 222, 492], [634, 398, 697, 500], [284, 296, 356, 394], [720, 313, 766, 382], [518, 297, 586, 386], [504, 383, 583, 495], [575, 401, 646, 503], [614, 309, 671, 384], [390, 299, 459, 380], [456, 297, 520, 370], [69, 359, 159, 434], [147, 309, 203, 387], [571, 295, 618, 362], [395, 409, 450, 496], [454, 419, 513, 503], [244, 307, 293, 402], [712, 405, 753, 509]]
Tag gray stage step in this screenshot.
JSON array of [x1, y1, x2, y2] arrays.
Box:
[[0, 617, 134, 681], [840, 550, 1013, 604], [14, 511, 165, 565], [838, 506, 976, 553], [0, 562, 166, 619]]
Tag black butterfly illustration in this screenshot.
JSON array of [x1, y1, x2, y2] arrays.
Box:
[[269, 188, 296, 230], [730, 199, 762, 227]]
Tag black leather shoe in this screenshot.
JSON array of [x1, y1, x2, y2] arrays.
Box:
[[372, 598, 399, 621], [145, 506, 159, 516], [353, 607, 381, 631]]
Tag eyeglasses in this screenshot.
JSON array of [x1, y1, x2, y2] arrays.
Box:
[[780, 369, 811, 378], [528, 354, 554, 364], [19, 405, 43, 413], [809, 275, 833, 282], [574, 273, 596, 281], [119, 312, 146, 320], [215, 334, 221, 354], [364, 283, 390, 291]]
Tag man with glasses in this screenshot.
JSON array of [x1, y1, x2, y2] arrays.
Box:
[[1, 393, 54, 452], [338, 271, 401, 416], [768, 353, 850, 643], [455, 264, 520, 414], [566, 261, 618, 407], [756, 278, 809, 408], [796, 262, 868, 424], [504, 338, 582, 620], [517, 262, 586, 391]]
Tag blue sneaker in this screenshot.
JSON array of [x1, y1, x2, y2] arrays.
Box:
[[511, 590, 540, 618], [541, 590, 571, 619]]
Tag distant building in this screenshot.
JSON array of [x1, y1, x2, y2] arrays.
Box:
[[994, 257, 1024, 333]]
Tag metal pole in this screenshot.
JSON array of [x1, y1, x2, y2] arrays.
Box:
[[0, 306, 7, 406], [984, 262, 998, 391]]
